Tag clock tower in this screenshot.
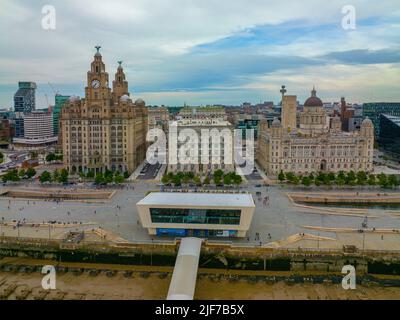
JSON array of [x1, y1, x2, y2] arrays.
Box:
[[85, 46, 112, 103]]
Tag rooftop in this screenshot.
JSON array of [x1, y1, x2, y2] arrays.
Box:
[[137, 192, 255, 208]]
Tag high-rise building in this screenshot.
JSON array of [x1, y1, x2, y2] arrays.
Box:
[[54, 94, 70, 135], [363, 102, 400, 137], [60, 47, 148, 174], [13, 82, 37, 137]]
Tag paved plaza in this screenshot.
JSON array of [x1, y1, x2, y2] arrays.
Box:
[[0, 181, 400, 251]]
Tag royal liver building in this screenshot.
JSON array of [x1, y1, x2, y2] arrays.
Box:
[[257, 87, 374, 177], [60, 47, 147, 174]]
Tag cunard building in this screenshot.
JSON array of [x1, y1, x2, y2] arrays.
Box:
[[257, 87, 374, 177], [61, 47, 147, 174]]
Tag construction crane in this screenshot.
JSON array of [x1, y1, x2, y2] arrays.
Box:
[[47, 82, 59, 96]]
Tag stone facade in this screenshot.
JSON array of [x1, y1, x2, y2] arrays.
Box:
[[257, 88, 374, 177], [60, 48, 147, 174]]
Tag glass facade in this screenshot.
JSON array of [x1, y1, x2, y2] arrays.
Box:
[[54, 95, 70, 135], [150, 207, 241, 225], [379, 114, 400, 155], [363, 102, 400, 137]]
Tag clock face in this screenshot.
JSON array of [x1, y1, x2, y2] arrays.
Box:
[[91, 79, 101, 89]]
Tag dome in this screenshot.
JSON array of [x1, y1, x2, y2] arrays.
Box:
[[304, 96, 323, 107], [272, 117, 281, 126], [304, 87, 323, 107], [120, 94, 130, 102], [362, 117, 373, 126], [135, 98, 145, 106]]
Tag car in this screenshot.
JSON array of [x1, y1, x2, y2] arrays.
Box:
[[255, 184, 262, 187]]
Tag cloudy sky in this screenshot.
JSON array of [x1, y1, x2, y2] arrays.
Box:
[[0, 0, 399, 108]]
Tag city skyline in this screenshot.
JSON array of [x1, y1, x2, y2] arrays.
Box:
[[0, 0, 399, 108]]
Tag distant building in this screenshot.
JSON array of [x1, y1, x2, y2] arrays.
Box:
[[13, 82, 37, 138], [12, 111, 58, 148], [257, 87, 374, 176], [54, 94, 70, 135], [147, 106, 170, 133], [363, 102, 400, 137], [379, 114, 400, 155]]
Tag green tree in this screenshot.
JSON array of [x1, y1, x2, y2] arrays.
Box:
[[95, 173, 104, 185], [59, 169, 69, 184], [46, 153, 56, 163], [356, 171, 367, 185], [114, 174, 125, 184], [53, 169, 60, 182], [214, 169, 224, 179], [26, 167, 36, 178], [278, 171, 285, 183], [302, 176, 312, 186], [328, 172, 336, 182], [223, 174, 232, 185], [345, 171, 356, 184], [86, 170, 95, 178], [161, 174, 170, 185], [285, 172, 296, 183], [18, 169, 26, 178], [367, 174, 376, 185], [123, 171, 130, 179], [203, 176, 210, 185], [193, 176, 201, 186], [171, 174, 182, 186], [39, 171, 52, 183], [377, 173, 387, 187], [232, 174, 243, 186], [214, 175, 222, 186], [388, 175, 398, 187]]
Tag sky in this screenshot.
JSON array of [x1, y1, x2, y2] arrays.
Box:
[[0, 0, 399, 108]]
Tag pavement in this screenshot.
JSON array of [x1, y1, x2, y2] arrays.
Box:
[[0, 181, 399, 251]]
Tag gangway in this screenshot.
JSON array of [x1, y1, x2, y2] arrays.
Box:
[[167, 237, 203, 300]]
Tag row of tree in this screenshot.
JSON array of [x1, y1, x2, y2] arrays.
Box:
[[94, 170, 126, 185], [2, 168, 37, 183], [39, 169, 69, 184], [45, 153, 63, 163], [278, 170, 400, 188], [162, 169, 243, 187]]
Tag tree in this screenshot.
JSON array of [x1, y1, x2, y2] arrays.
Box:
[[86, 170, 95, 179], [59, 169, 69, 184], [114, 174, 125, 184], [95, 173, 104, 185], [46, 153, 56, 163], [182, 173, 191, 184], [345, 171, 356, 184], [171, 174, 182, 186], [232, 174, 243, 186], [18, 169, 26, 178], [26, 167, 36, 178], [278, 171, 285, 183], [377, 173, 387, 187], [214, 169, 224, 179], [193, 176, 201, 186], [30, 151, 38, 160], [214, 175, 222, 186], [39, 171, 52, 183], [285, 172, 296, 183], [203, 176, 210, 185], [367, 174, 376, 186], [357, 171, 367, 185], [53, 169, 60, 182], [123, 171, 130, 179], [161, 174, 170, 185], [302, 176, 312, 187], [328, 172, 336, 182], [223, 174, 232, 186], [388, 175, 398, 187], [2, 170, 20, 183]]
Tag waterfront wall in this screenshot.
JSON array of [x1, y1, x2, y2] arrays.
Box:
[[0, 237, 399, 275]]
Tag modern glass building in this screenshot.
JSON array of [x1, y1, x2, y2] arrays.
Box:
[[379, 114, 400, 155], [137, 192, 255, 238], [13, 82, 37, 137], [363, 102, 400, 137], [53, 94, 70, 135]]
